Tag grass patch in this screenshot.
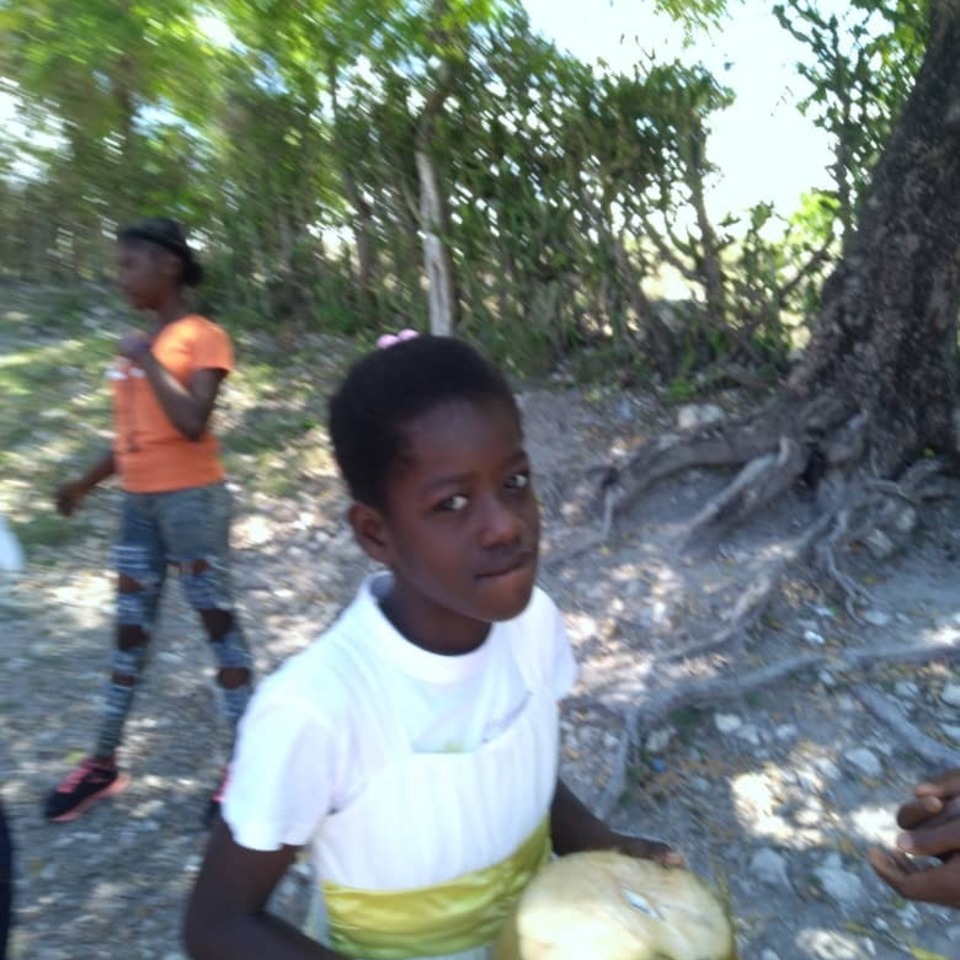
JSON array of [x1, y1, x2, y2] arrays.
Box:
[[9, 510, 90, 553], [224, 413, 320, 456], [669, 706, 707, 745]]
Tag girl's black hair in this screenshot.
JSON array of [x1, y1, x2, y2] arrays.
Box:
[[329, 336, 519, 509], [117, 217, 204, 287]]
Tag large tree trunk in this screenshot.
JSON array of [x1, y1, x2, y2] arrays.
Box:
[[601, 0, 960, 557], [788, 0, 960, 472]]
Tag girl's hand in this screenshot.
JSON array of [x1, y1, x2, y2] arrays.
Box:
[[868, 847, 960, 909], [55, 481, 87, 517], [867, 770, 960, 908], [899, 770, 960, 832], [118, 331, 152, 363]]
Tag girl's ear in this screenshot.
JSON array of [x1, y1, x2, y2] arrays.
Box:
[[348, 502, 392, 565]]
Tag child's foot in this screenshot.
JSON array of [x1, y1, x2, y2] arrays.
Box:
[[44, 757, 129, 823]]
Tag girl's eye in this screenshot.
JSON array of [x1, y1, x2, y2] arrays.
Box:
[[506, 471, 531, 491], [436, 494, 470, 513]]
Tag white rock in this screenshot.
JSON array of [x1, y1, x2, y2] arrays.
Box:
[[864, 529, 896, 560], [640, 600, 670, 628], [941, 683, 960, 708], [690, 776, 711, 794], [845, 747, 883, 779], [893, 504, 918, 533], [898, 902, 921, 928], [862, 609, 892, 627], [645, 727, 674, 754], [775, 724, 798, 742], [735, 723, 762, 746], [894, 680, 919, 700], [751, 849, 792, 889], [714, 713, 743, 734], [941, 723, 960, 742], [796, 797, 825, 827], [815, 864, 866, 905], [818, 670, 837, 688], [677, 403, 725, 431], [873, 738, 894, 758], [803, 629, 826, 646]]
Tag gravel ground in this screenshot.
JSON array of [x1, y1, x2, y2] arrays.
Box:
[[2, 302, 959, 960]]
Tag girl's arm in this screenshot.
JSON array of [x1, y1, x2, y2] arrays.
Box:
[[55, 449, 116, 517], [184, 821, 348, 960], [139, 356, 226, 442], [119, 332, 225, 441], [550, 778, 682, 866]]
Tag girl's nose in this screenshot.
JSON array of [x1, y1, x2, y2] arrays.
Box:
[[477, 493, 522, 547]]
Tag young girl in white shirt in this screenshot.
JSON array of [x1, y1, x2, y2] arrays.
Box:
[[185, 334, 680, 960]]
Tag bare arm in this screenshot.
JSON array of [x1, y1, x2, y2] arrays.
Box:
[[550, 778, 682, 865], [184, 820, 347, 960], [139, 354, 226, 441], [55, 449, 116, 517]]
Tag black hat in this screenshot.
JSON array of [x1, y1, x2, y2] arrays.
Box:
[[117, 217, 204, 287]]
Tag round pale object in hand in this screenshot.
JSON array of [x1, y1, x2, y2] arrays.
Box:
[[495, 851, 736, 960]]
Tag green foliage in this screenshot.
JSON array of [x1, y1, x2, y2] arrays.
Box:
[[0, 0, 936, 379], [665, 376, 699, 405], [773, 0, 926, 235]]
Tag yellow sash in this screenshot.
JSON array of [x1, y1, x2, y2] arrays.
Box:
[[323, 817, 551, 959]]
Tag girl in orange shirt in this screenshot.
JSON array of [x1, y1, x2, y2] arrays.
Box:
[[44, 218, 252, 825]]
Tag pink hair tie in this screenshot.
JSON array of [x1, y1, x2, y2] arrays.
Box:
[[377, 329, 419, 349]]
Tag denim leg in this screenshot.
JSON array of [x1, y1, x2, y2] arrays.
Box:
[[95, 493, 166, 758], [156, 483, 252, 731]]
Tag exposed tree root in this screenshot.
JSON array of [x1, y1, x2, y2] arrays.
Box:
[[632, 630, 960, 734], [542, 488, 616, 571], [664, 512, 837, 662], [682, 436, 807, 551], [851, 685, 960, 769], [546, 379, 960, 774], [606, 391, 851, 521], [816, 509, 875, 621]]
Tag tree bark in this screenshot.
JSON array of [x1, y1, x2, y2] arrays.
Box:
[[681, 121, 727, 335], [788, 0, 960, 474], [415, 0, 460, 337], [415, 144, 458, 337]]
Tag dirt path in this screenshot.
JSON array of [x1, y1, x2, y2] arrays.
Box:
[[1, 293, 958, 959]]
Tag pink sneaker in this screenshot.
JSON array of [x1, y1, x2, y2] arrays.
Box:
[[44, 757, 130, 823]]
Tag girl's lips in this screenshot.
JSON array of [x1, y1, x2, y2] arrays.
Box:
[[476, 550, 536, 579]]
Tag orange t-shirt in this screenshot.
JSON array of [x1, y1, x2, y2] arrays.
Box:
[[110, 314, 234, 493]]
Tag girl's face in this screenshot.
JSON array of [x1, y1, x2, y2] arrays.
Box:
[[352, 399, 540, 654], [116, 241, 176, 310]]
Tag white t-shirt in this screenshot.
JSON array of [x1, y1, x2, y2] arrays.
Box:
[[223, 572, 578, 854]]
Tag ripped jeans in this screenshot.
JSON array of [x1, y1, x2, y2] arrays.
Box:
[[95, 481, 252, 759]]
